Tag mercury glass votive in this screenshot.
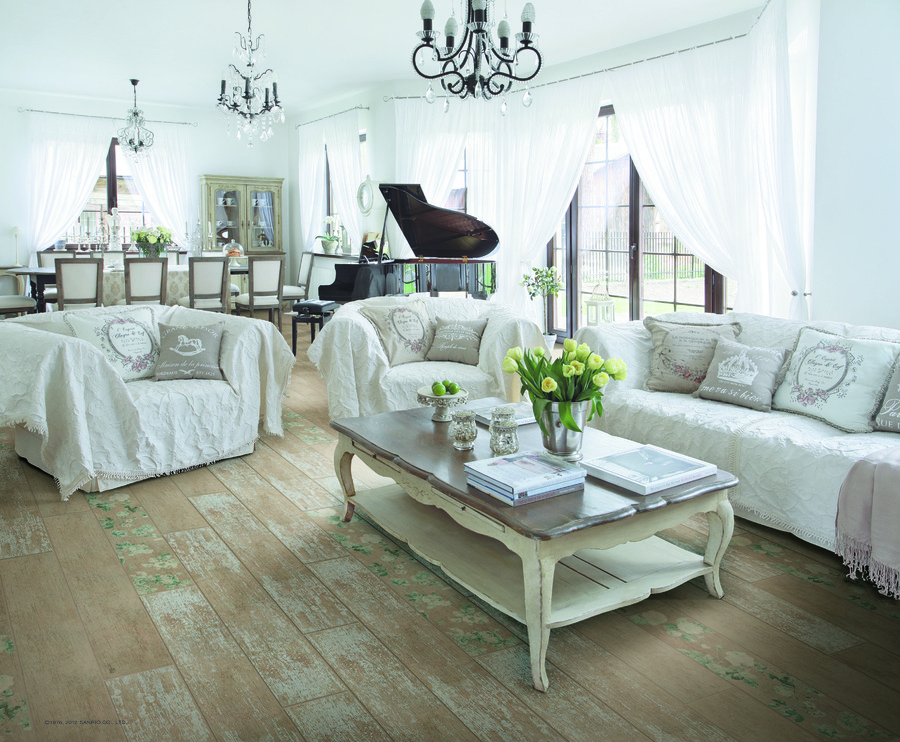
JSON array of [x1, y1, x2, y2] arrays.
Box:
[[450, 409, 478, 451], [490, 419, 520, 455]]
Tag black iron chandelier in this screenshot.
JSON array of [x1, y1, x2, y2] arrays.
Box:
[[216, 0, 284, 146], [118, 79, 154, 159], [413, 0, 542, 108]]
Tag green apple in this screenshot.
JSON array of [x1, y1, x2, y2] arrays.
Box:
[[431, 382, 446, 396]]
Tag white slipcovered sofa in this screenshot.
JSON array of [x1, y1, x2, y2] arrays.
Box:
[[307, 296, 545, 420], [0, 304, 294, 500], [575, 312, 900, 550]]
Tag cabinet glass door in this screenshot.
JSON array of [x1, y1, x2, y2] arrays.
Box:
[[249, 189, 276, 252], [215, 188, 242, 250]]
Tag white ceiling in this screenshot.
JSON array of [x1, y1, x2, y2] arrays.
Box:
[[5, 0, 763, 116]]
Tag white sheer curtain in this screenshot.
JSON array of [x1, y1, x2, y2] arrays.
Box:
[[26, 112, 112, 264], [394, 99, 469, 258], [297, 120, 328, 260], [465, 76, 605, 317], [128, 122, 197, 248], [393, 77, 603, 317], [321, 111, 364, 254], [607, 0, 807, 318]]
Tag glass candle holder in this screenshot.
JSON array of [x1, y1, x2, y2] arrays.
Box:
[[450, 409, 477, 451], [489, 406, 516, 435], [490, 419, 520, 455]]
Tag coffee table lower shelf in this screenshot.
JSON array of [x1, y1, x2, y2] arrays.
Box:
[[352, 485, 716, 678]]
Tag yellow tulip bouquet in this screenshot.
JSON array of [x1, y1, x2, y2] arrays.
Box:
[[503, 338, 627, 435]]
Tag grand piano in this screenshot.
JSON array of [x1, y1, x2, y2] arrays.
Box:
[[318, 184, 498, 303]]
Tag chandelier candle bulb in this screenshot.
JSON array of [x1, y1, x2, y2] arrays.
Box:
[[498, 19, 510, 48]]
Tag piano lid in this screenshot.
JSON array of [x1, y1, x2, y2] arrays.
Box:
[[379, 184, 498, 260]]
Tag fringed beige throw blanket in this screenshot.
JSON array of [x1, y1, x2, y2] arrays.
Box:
[[836, 446, 900, 599]]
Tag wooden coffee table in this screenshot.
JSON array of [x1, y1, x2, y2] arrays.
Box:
[[332, 399, 737, 692]]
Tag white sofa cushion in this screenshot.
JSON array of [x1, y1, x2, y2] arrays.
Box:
[[63, 306, 159, 381], [644, 316, 738, 393], [360, 300, 434, 365], [874, 362, 900, 433]]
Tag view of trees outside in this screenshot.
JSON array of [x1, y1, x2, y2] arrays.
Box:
[[63, 144, 157, 246], [551, 114, 735, 329]]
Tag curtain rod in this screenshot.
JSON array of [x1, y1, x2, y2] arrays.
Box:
[[17, 107, 198, 127], [383, 0, 771, 102], [295, 105, 370, 129]]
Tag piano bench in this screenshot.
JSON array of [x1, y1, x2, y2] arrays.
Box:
[[291, 300, 340, 354]]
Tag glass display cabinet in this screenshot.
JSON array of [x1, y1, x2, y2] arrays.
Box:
[[199, 175, 284, 254]]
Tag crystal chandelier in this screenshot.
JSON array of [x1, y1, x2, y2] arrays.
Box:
[[216, 0, 284, 146], [413, 0, 542, 110], [117, 79, 154, 159]]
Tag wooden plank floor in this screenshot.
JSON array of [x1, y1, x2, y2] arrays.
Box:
[[1, 315, 899, 741]]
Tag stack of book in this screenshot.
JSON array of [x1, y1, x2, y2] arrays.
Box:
[[464, 450, 586, 506], [581, 444, 716, 495]]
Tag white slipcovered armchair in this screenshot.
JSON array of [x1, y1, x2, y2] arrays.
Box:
[[308, 296, 545, 420]]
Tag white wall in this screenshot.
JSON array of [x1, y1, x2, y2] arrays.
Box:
[[810, 0, 900, 328]]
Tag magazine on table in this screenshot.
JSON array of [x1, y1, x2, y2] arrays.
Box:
[[581, 444, 716, 495], [463, 450, 585, 495], [469, 401, 537, 427], [466, 475, 585, 506]]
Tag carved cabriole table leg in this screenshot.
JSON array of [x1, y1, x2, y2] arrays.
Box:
[[703, 491, 735, 598], [335, 437, 357, 522], [520, 543, 557, 692]]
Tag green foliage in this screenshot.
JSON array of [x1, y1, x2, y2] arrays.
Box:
[[521, 267, 563, 299]]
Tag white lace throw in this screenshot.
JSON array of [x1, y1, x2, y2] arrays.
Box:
[[836, 445, 900, 599]]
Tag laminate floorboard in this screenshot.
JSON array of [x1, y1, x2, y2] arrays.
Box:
[[1, 316, 898, 741]]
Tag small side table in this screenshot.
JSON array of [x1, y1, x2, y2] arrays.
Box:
[[292, 300, 340, 354]]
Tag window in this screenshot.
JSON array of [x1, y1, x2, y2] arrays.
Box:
[[444, 149, 468, 213], [549, 107, 732, 338], [63, 139, 158, 247]]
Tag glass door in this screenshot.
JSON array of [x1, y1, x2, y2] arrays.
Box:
[[249, 189, 276, 252], [215, 188, 242, 251]]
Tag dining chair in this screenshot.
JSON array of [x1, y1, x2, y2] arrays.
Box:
[[0, 274, 36, 318], [177, 257, 229, 313], [282, 250, 314, 307], [233, 255, 285, 330], [120, 257, 168, 305], [36, 250, 65, 305], [55, 258, 104, 310]]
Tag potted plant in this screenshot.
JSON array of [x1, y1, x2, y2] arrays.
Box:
[[521, 266, 563, 350], [316, 214, 342, 254], [503, 339, 627, 459], [131, 226, 173, 258]]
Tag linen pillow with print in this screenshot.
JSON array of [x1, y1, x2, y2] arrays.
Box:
[[425, 317, 488, 366], [154, 323, 225, 381], [360, 301, 435, 366], [696, 337, 788, 412], [772, 327, 899, 432], [873, 361, 900, 433], [644, 317, 739, 394], [64, 307, 159, 381]]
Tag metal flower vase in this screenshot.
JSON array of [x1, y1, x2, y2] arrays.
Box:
[[539, 400, 590, 461]]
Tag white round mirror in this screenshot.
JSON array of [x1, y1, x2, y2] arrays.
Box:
[[357, 176, 375, 215]]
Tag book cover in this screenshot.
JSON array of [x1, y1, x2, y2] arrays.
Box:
[[466, 470, 580, 499], [467, 476, 584, 505], [581, 444, 716, 495], [463, 450, 586, 495], [469, 401, 537, 427]]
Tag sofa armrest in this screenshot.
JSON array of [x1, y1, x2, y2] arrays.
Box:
[[479, 310, 545, 400], [307, 304, 392, 419], [574, 320, 651, 393]]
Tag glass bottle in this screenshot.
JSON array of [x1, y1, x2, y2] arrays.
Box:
[[450, 409, 477, 451], [490, 419, 520, 456]]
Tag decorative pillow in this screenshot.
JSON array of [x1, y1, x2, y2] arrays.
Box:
[[696, 337, 788, 412], [360, 301, 434, 366], [772, 327, 900, 433], [873, 361, 900, 433], [154, 323, 225, 381], [425, 317, 488, 366], [644, 317, 739, 393], [64, 307, 159, 381]]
